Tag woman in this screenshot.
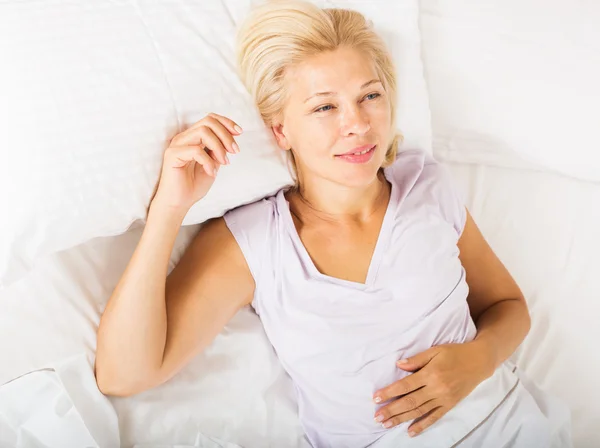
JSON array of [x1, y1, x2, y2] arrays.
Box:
[[95, 1, 572, 447]]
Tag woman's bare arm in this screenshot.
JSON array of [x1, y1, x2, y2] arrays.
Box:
[[95, 207, 254, 397], [95, 113, 252, 396], [458, 209, 531, 373]]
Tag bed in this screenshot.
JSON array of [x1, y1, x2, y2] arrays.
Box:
[[1, 1, 598, 447]]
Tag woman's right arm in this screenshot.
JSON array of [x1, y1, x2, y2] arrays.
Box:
[[95, 113, 253, 397]]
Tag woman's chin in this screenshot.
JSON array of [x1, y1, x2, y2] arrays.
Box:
[[335, 165, 385, 189]]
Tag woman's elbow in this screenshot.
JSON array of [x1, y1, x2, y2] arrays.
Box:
[[94, 363, 155, 398], [521, 298, 532, 335]]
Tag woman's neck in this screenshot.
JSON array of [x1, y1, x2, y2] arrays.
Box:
[[289, 170, 390, 224]]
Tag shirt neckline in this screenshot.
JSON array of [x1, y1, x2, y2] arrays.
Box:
[[277, 166, 398, 290]]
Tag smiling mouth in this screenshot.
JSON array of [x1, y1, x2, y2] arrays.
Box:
[[336, 145, 376, 157], [352, 147, 373, 155]]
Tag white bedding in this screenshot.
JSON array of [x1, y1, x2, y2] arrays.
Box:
[[1, 0, 599, 446], [419, 0, 600, 183], [1, 162, 598, 447], [448, 163, 600, 448], [0, 0, 430, 288], [0, 223, 308, 447]]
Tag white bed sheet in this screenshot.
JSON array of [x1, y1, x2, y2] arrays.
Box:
[[0, 224, 308, 447], [446, 162, 600, 448], [1, 162, 599, 447]]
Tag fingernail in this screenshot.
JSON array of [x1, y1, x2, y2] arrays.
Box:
[[232, 142, 239, 153], [373, 396, 382, 404], [397, 359, 408, 365], [408, 430, 417, 437], [234, 125, 243, 134], [225, 155, 230, 165], [374, 414, 384, 423], [383, 421, 392, 428]]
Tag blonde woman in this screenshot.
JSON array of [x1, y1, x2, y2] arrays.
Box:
[[95, 1, 572, 446]]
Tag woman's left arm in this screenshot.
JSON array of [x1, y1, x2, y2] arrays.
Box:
[[372, 209, 531, 436], [458, 209, 531, 373]]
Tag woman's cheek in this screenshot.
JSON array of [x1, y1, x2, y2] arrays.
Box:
[[313, 115, 339, 137], [372, 105, 392, 130]]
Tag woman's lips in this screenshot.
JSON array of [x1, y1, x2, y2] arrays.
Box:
[[335, 145, 377, 164]]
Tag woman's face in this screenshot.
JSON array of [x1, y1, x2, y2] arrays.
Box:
[[272, 45, 393, 188]]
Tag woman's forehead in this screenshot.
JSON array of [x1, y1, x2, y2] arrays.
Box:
[[286, 47, 379, 98]]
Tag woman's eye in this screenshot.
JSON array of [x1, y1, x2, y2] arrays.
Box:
[[365, 92, 381, 101], [315, 104, 334, 113]]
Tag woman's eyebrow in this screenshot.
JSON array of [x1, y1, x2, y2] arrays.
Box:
[[303, 79, 382, 103], [360, 79, 382, 89], [304, 91, 335, 103]]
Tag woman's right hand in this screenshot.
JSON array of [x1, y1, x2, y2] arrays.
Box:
[[151, 113, 243, 214]]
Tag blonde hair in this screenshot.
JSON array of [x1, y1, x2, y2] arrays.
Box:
[[236, 0, 403, 181]]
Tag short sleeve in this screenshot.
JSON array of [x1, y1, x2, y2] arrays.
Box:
[[422, 153, 468, 238], [222, 198, 277, 309]]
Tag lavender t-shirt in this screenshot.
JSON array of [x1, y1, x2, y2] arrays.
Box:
[[224, 149, 518, 448]]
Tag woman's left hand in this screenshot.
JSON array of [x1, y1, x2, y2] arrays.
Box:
[[372, 341, 495, 437]]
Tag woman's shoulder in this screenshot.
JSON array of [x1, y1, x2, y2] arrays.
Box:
[[223, 188, 283, 226], [387, 148, 457, 190], [384, 148, 432, 194], [221, 189, 285, 285], [387, 148, 467, 236], [387, 148, 438, 176], [222, 187, 287, 250]]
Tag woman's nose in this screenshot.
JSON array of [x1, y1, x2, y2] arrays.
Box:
[[341, 105, 371, 136]]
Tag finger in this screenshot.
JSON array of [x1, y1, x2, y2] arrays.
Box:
[[169, 123, 222, 151], [192, 153, 219, 177], [196, 127, 230, 165], [380, 399, 438, 429], [207, 112, 243, 136], [172, 125, 228, 164], [205, 117, 240, 154], [167, 145, 217, 176], [194, 157, 219, 179], [397, 347, 440, 372], [373, 371, 426, 404], [173, 115, 242, 150], [186, 113, 243, 137], [375, 388, 431, 423], [407, 407, 445, 437]]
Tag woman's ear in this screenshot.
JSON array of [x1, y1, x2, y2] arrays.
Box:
[[271, 121, 291, 151]]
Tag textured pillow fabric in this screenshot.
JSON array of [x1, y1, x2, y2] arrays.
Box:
[[0, 0, 431, 288], [419, 0, 600, 181]]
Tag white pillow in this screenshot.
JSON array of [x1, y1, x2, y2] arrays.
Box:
[[419, 0, 600, 181], [0, 0, 431, 288]]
